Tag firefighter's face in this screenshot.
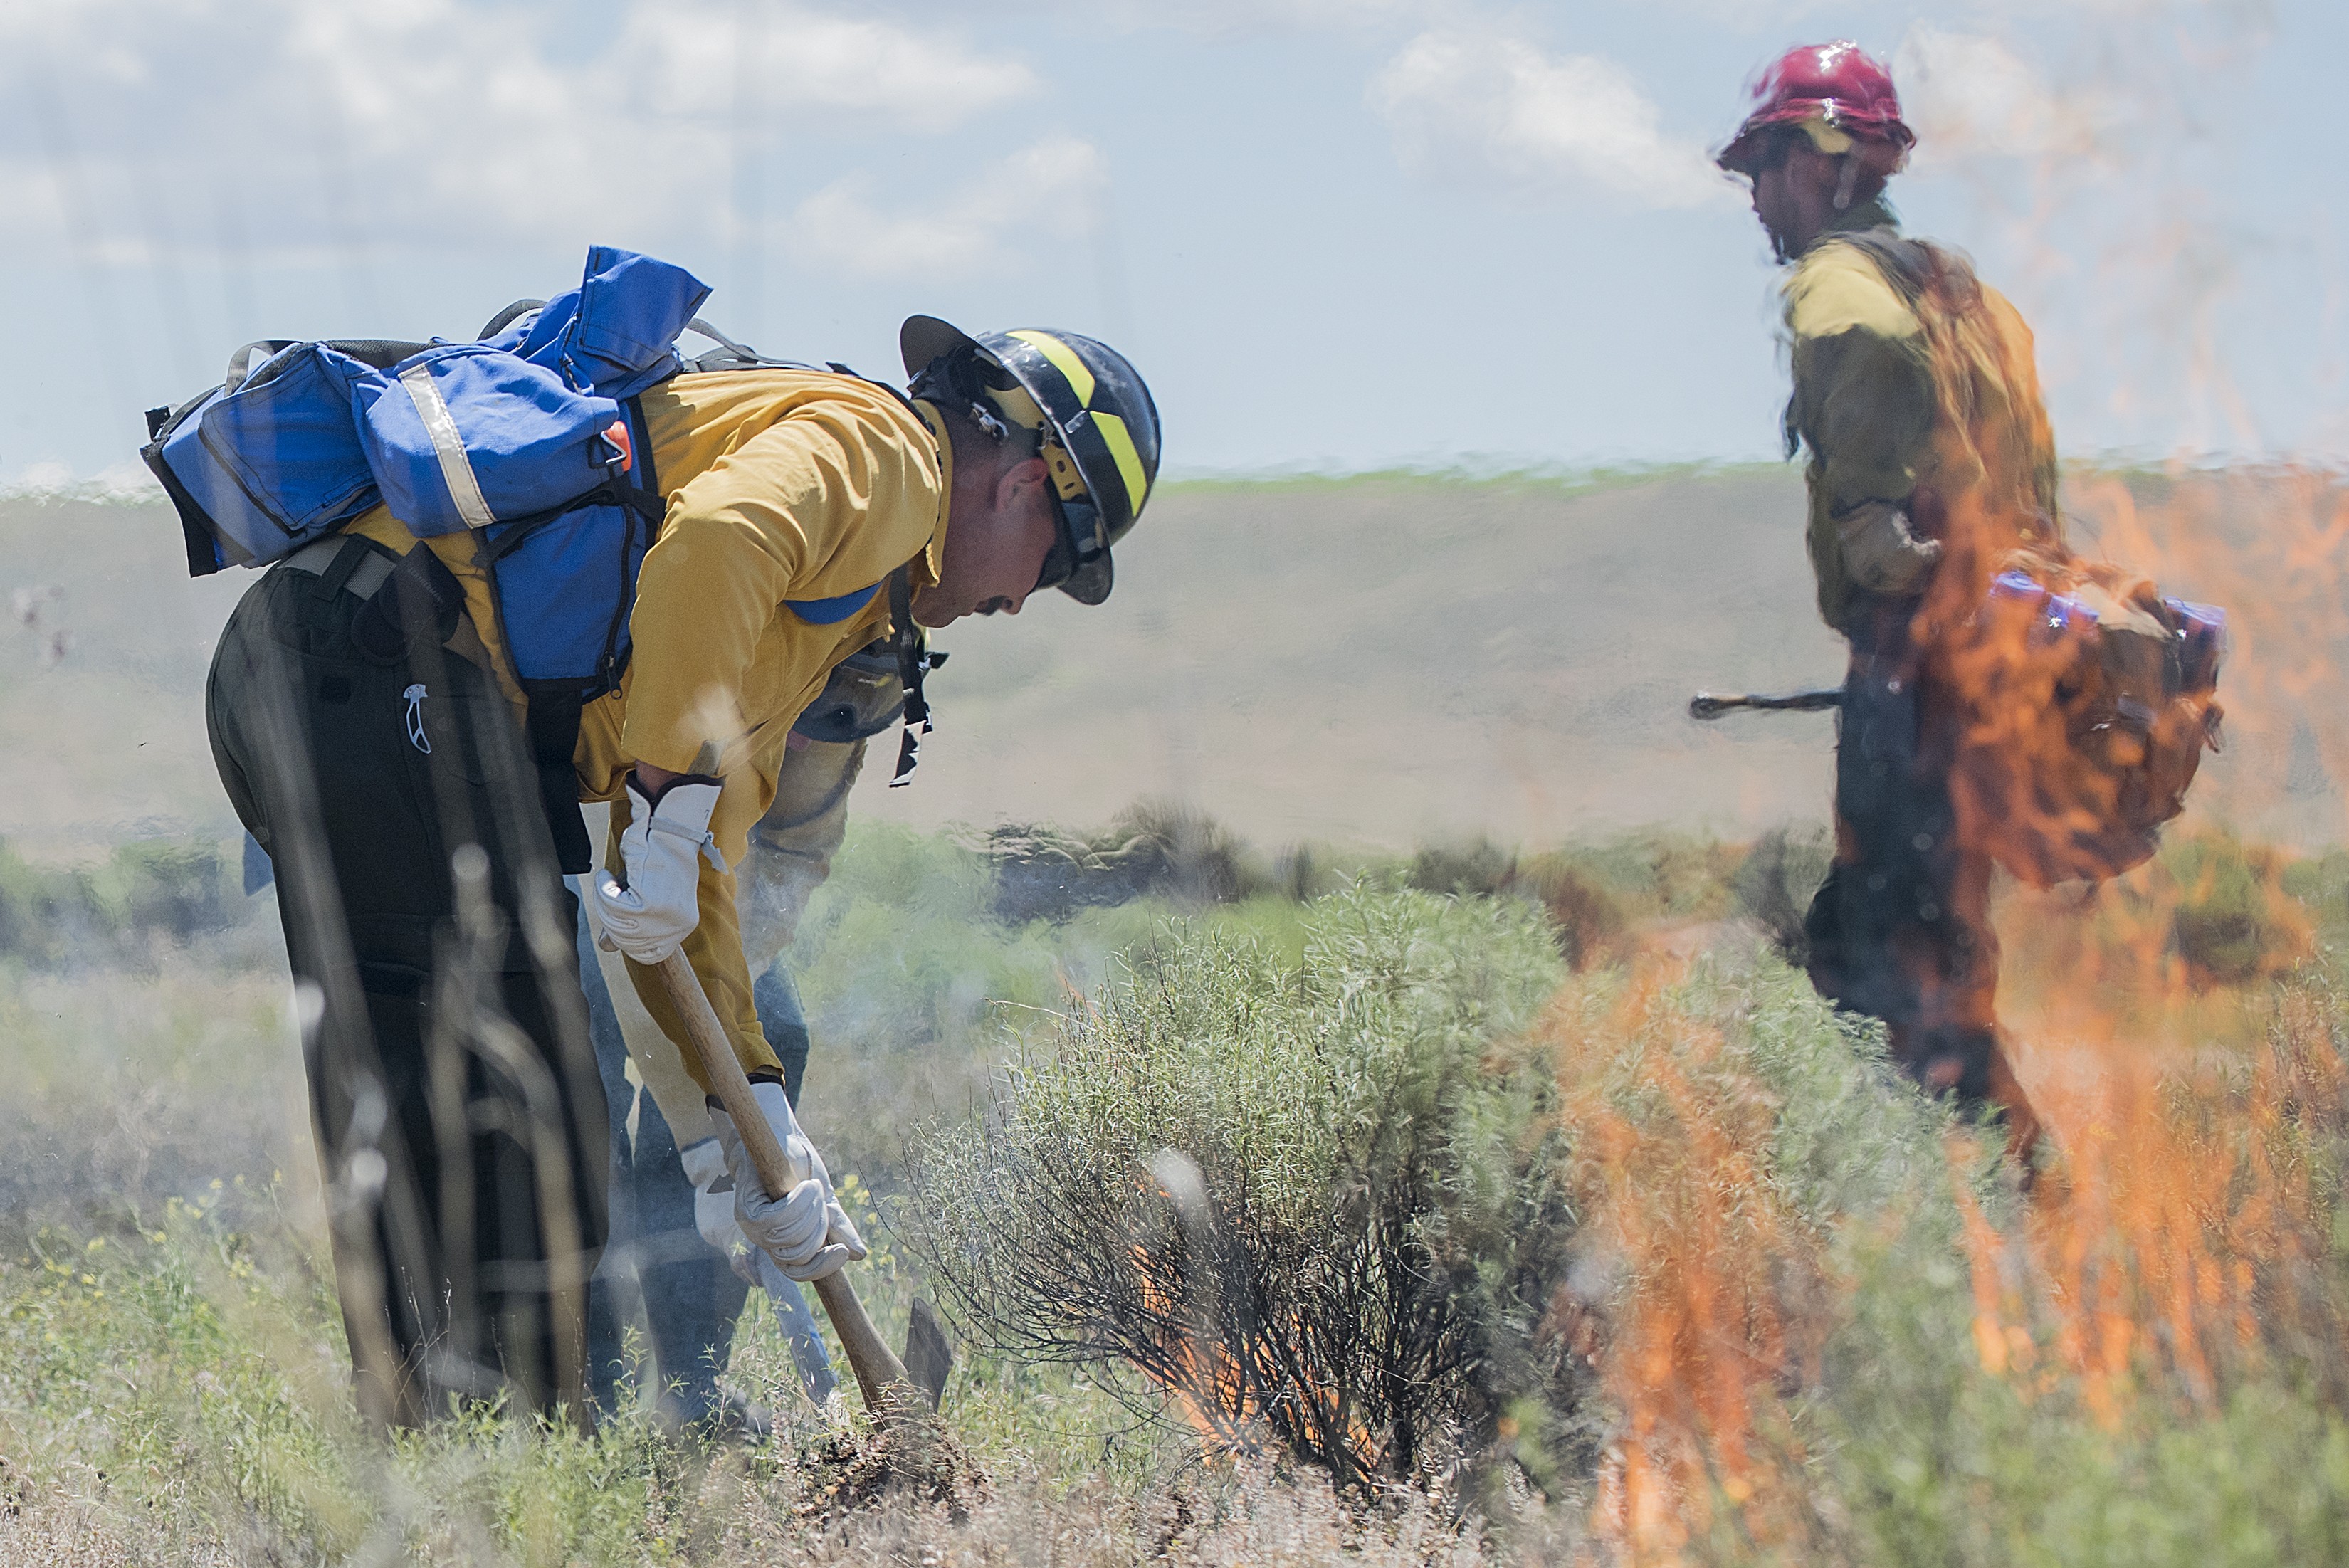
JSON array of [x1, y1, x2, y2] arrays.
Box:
[[913, 455, 1057, 628], [1750, 140, 1841, 261]]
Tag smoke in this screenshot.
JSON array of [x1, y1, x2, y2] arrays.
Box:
[[1897, 27, 2120, 164], [1886, 7, 2316, 461]]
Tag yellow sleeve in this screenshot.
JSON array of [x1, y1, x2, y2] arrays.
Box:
[[1786, 247, 1940, 627], [1786, 246, 1923, 342], [621, 394, 939, 777], [1796, 327, 1938, 523], [1787, 247, 1937, 524]]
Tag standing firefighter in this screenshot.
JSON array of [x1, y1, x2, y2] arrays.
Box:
[[1718, 43, 2055, 1158], [194, 280, 1159, 1424]]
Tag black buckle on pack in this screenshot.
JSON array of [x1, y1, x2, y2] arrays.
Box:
[[884, 567, 946, 787]]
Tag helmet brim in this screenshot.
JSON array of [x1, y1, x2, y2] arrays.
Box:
[[900, 315, 987, 379], [1059, 549, 1113, 606], [1717, 105, 1913, 175], [1715, 127, 1770, 176]]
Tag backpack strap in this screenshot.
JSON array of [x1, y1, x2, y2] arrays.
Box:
[[478, 298, 548, 340], [224, 336, 435, 393], [507, 392, 665, 875], [784, 584, 883, 624]]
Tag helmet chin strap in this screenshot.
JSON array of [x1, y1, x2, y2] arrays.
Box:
[[1833, 155, 1861, 211]]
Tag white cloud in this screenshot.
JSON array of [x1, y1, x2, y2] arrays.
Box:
[[0, 0, 1041, 253], [622, 0, 1039, 133], [789, 135, 1109, 279], [869, 0, 1440, 38], [1368, 31, 1730, 209], [1103, 0, 1430, 32]]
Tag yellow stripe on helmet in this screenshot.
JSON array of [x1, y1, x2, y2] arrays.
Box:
[[1092, 411, 1150, 515], [1007, 330, 1095, 407], [981, 380, 1047, 431]]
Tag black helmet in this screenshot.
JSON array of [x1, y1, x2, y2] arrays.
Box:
[[900, 317, 1160, 606]]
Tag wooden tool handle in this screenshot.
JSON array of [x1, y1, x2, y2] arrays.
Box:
[[653, 950, 915, 1414], [1688, 688, 1844, 721]]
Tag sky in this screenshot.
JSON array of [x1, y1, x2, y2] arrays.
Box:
[[0, 0, 2339, 488]]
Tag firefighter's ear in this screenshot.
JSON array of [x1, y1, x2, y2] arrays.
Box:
[[990, 455, 1051, 520]]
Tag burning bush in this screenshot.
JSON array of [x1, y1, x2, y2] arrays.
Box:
[[897, 888, 1593, 1496]]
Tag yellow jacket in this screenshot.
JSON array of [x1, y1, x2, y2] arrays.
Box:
[[1783, 201, 2061, 633], [350, 368, 949, 1090]]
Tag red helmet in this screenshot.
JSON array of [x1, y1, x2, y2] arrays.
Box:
[[1716, 41, 1914, 177]]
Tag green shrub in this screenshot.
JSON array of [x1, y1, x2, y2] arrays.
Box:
[[788, 822, 1167, 1056], [979, 799, 1273, 924], [0, 836, 241, 965], [93, 838, 234, 941], [2164, 831, 2312, 987], [897, 888, 1591, 1495], [1730, 826, 1834, 967]]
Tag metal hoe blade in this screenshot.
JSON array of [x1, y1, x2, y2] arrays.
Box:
[[905, 1298, 955, 1412]]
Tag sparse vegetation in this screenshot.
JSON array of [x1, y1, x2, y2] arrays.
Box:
[[9, 816, 2349, 1564]]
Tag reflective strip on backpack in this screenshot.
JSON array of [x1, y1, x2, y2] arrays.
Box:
[[397, 364, 498, 530]]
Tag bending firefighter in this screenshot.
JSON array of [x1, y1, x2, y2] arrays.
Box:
[[1718, 42, 2053, 1160], [204, 308, 1160, 1424]]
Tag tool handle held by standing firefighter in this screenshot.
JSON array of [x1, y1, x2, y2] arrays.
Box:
[[1688, 688, 1846, 721], [652, 950, 923, 1419]]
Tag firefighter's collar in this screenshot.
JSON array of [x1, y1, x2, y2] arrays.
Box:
[[910, 399, 953, 589], [1804, 196, 1901, 254]]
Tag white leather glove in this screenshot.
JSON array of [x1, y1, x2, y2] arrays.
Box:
[[593, 776, 725, 963], [706, 1079, 868, 1283], [680, 1135, 756, 1285]]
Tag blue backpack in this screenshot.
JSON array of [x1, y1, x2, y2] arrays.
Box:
[[147, 246, 755, 697], [144, 246, 936, 862]]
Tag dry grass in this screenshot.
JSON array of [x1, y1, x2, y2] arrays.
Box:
[[12, 823, 2349, 1564]]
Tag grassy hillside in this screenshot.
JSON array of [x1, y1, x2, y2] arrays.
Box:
[[6, 465, 2340, 873]]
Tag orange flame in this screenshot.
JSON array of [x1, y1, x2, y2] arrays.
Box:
[[1543, 957, 1827, 1562], [1123, 1246, 1386, 1476]]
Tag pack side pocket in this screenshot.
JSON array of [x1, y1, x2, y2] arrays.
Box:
[[483, 498, 648, 692], [195, 344, 382, 555], [354, 343, 621, 537], [565, 246, 710, 399]]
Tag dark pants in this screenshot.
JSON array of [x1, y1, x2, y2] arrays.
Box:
[[206, 538, 608, 1427], [578, 905, 751, 1424], [1804, 604, 2002, 1104]]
